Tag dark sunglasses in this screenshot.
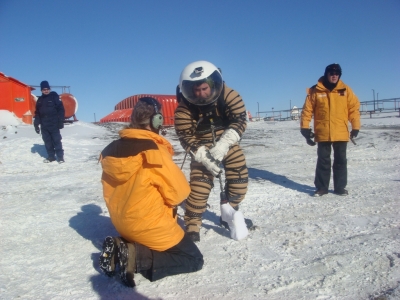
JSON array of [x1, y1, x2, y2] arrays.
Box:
[[42, 88, 50, 91], [328, 71, 340, 76]]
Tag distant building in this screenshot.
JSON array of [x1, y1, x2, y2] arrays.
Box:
[[100, 94, 178, 126], [0, 72, 36, 124], [291, 106, 300, 120], [246, 110, 253, 121]]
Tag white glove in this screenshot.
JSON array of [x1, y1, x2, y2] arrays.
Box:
[[194, 146, 222, 176], [220, 203, 248, 241], [209, 129, 241, 162]]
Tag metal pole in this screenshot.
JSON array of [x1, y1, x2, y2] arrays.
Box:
[[377, 93, 379, 110], [180, 151, 188, 169], [94, 113, 96, 123], [257, 102, 259, 119], [372, 89, 375, 111]]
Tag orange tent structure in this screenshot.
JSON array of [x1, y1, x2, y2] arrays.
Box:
[[100, 94, 178, 126]]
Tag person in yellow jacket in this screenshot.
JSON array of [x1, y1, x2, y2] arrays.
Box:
[[300, 63, 360, 197], [99, 97, 203, 287]]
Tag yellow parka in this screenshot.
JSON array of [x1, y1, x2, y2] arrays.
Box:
[[300, 77, 360, 142], [100, 128, 190, 251]]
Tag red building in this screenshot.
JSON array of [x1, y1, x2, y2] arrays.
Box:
[[0, 72, 37, 124], [100, 94, 178, 126]]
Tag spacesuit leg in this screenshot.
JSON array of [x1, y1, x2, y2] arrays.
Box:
[[184, 161, 214, 234]]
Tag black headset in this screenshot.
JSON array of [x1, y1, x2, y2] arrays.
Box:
[[139, 97, 164, 130]]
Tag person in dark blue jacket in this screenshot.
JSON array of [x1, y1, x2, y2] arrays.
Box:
[[34, 81, 65, 163]]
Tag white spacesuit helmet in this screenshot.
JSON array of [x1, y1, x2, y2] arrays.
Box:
[[179, 61, 223, 106]]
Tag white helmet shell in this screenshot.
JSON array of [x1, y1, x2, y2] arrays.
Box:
[[179, 61, 223, 106]]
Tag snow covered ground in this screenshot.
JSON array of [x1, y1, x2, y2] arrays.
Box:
[[0, 110, 399, 300]]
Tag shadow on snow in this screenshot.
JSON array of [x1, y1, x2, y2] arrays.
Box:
[[248, 167, 315, 194], [69, 204, 156, 299], [31, 143, 48, 158]]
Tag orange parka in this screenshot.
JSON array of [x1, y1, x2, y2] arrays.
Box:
[[100, 128, 190, 251], [300, 77, 360, 142]]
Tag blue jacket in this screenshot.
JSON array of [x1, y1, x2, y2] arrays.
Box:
[[34, 91, 65, 129]]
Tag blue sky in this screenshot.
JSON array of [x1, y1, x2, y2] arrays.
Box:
[[1, 0, 399, 122]]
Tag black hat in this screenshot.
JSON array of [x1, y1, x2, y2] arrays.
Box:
[[40, 81, 50, 90], [324, 64, 342, 77]]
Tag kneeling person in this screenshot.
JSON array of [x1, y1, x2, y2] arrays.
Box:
[[99, 97, 203, 287]]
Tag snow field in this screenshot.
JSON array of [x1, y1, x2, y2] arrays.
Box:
[[0, 114, 399, 299]]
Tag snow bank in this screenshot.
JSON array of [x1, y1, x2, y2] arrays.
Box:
[[0, 110, 21, 126]]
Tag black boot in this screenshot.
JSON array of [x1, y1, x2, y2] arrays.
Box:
[[99, 236, 120, 277], [186, 231, 200, 242], [118, 239, 137, 287]]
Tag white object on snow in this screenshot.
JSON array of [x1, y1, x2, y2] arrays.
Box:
[[220, 203, 248, 241]]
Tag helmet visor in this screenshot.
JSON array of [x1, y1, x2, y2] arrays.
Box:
[[181, 70, 223, 106]]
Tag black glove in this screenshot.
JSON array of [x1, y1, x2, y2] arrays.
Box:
[[350, 129, 359, 139], [59, 120, 64, 129], [301, 128, 316, 146], [301, 128, 313, 139], [306, 139, 316, 146], [34, 126, 40, 134]]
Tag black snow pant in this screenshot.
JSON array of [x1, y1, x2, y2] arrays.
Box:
[[41, 127, 63, 159], [135, 234, 203, 282], [314, 141, 347, 192]]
